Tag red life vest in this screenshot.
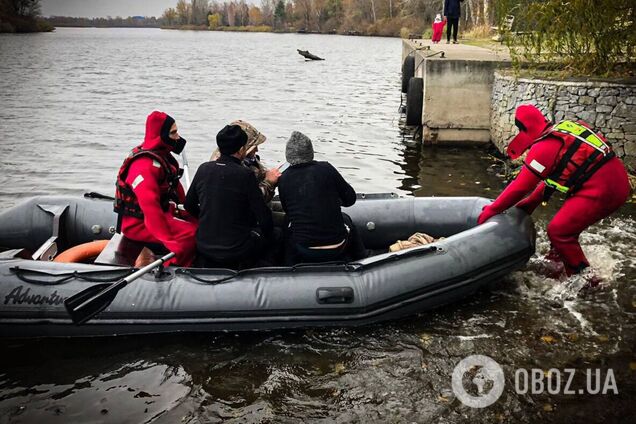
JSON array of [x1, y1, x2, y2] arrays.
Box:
[[541, 120, 615, 202], [114, 146, 183, 221]]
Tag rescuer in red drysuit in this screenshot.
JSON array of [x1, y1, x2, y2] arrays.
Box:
[[114, 111, 197, 266], [432, 14, 446, 43], [478, 104, 631, 277]]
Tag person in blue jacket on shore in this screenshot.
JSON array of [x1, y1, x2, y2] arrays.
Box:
[[444, 0, 464, 44]]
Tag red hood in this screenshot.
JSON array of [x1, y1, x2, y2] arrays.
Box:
[[142, 111, 172, 151], [506, 104, 552, 160]]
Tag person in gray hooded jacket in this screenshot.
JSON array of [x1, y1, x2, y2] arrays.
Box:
[[277, 131, 367, 265]]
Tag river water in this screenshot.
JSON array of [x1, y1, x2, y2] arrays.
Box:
[[0, 28, 634, 423]]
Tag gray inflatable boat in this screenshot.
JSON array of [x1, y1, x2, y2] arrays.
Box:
[[0, 194, 535, 338]]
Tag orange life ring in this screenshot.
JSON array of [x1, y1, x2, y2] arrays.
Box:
[[54, 240, 109, 263]]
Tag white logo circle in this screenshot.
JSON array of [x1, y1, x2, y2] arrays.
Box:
[[452, 355, 505, 408]]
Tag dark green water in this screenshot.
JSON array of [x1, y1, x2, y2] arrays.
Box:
[[1, 143, 634, 423]]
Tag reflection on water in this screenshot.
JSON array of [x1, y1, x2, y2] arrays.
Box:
[[397, 141, 510, 197], [0, 29, 635, 423]]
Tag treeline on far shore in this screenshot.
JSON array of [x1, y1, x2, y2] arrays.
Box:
[[42, 15, 162, 28], [161, 0, 495, 38], [2, 0, 501, 38]]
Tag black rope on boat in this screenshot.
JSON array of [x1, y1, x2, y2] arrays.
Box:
[[289, 261, 364, 272], [177, 261, 366, 286], [292, 261, 347, 270], [176, 268, 239, 285], [8, 246, 441, 287], [10, 266, 132, 286], [176, 260, 366, 285]]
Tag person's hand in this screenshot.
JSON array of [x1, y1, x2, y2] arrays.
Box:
[[167, 201, 178, 216], [265, 168, 281, 185], [477, 204, 499, 225], [175, 204, 197, 221]]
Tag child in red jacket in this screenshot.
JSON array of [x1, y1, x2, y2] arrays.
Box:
[[432, 14, 446, 43]]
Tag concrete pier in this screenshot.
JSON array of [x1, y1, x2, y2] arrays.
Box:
[[402, 40, 510, 145]]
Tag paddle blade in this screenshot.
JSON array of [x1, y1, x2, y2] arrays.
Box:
[[64, 282, 122, 325], [64, 252, 174, 325]]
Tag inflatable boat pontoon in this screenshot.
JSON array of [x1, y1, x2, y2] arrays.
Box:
[[0, 194, 535, 338]]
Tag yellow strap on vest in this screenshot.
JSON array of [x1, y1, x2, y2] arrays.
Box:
[[553, 121, 607, 151], [544, 178, 569, 193]]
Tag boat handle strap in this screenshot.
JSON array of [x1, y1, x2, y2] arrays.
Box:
[[316, 287, 354, 304]]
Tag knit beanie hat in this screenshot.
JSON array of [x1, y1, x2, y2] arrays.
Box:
[[285, 131, 314, 165], [217, 124, 248, 155]]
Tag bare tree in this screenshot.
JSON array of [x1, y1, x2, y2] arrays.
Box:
[[370, 0, 377, 23], [162, 7, 178, 25], [464, 0, 493, 27], [295, 0, 312, 29], [7, 0, 41, 17], [261, 0, 274, 26], [226, 2, 236, 26], [191, 0, 210, 25], [176, 0, 190, 25]]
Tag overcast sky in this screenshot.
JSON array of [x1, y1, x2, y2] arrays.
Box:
[[41, 0, 188, 18]]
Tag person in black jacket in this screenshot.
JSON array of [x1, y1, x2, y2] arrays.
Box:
[[185, 124, 274, 269], [278, 131, 366, 265], [209, 120, 281, 203], [444, 0, 464, 44]]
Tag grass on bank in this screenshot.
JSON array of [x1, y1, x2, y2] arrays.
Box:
[[215, 25, 273, 32], [426, 24, 635, 80], [415, 25, 508, 52], [161, 24, 278, 33]]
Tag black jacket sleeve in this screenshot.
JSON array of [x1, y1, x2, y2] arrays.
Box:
[[328, 163, 356, 207], [246, 172, 273, 238], [184, 168, 201, 218], [278, 175, 288, 215]]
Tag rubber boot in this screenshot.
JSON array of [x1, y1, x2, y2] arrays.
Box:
[[565, 262, 603, 290], [534, 247, 566, 280]]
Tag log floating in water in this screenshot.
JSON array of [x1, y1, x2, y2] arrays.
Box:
[[297, 49, 325, 61]]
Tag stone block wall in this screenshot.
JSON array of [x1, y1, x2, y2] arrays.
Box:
[[491, 72, 636, 172]]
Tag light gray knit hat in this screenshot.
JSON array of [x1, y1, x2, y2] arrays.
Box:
[[285, 131, 314, 165]]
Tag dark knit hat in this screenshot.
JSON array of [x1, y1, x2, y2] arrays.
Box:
[[285, 131, 314, 165], [217, 124, 248, 155]]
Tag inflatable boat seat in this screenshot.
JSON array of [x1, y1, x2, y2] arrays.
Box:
[[94, 233, 144, 267]]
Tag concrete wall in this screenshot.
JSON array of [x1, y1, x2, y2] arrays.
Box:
[[402, 40, 510, 145], [422, 59, 500, 144], [491, 72, 636, 172]]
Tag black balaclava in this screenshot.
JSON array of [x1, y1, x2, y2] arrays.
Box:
[[160, 115, 187, 154]]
